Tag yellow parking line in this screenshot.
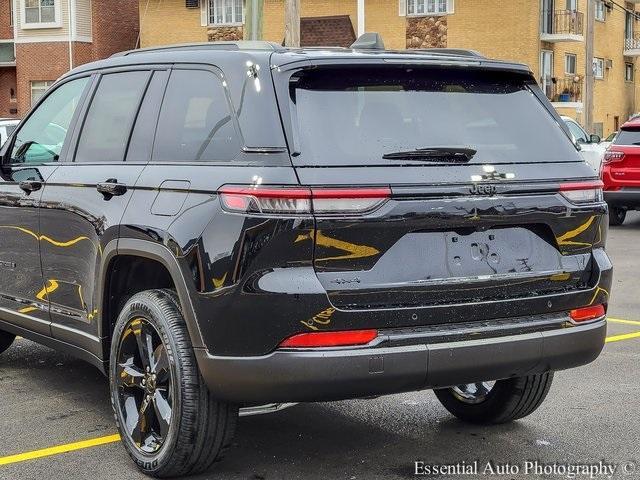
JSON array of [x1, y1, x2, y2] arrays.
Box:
[[606, 331, 640, 344], [0, 434, 121, 466], [608, 318, 640, 326]]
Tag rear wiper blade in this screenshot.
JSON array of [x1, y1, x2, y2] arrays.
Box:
[[382, 147, 477, 162]]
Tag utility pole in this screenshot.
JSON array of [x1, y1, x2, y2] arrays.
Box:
[[584, 0, 595, 132], [284, 0, 300, 47], [244, 0, 263, 41]]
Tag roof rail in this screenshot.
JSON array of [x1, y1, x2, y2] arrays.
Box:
[[112, 41, 286, 58], [416, 48, 485, 58]]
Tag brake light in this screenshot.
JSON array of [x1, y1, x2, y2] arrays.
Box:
[[218, 185, 391, 215], [603, 151, 625, 164], [279, 329, 378, 348], [559, 181, 603, 204], [569, 304, 606, 323]]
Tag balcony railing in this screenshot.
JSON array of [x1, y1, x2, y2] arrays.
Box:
[[541, 10, 584, 37], [624, 33, 640, 53], [543, 77, 583, 104]]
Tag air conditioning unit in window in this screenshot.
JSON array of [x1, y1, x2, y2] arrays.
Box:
[[186, 0, 200, 8]]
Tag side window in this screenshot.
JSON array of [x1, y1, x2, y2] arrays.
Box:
[[10, 77, 88, 164], [566, 120, 587, 143], [153, 69, 241, 162], [75, 71, 150, 163]]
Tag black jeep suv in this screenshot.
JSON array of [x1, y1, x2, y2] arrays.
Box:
[[0, 39, 611, 477]]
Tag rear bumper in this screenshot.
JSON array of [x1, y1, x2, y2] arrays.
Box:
[[196, 318, 606, 404], [604, 189, 640, 208]]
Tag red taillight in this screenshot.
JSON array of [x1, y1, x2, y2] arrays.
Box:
[[559, 180, 603, 204], [569, 304, 606, 323], [603, 150, 625, 164], [218, 185, 391, 215], [279, 329, 378, 348]]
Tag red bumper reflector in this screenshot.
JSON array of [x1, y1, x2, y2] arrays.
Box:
[[279, 329, 378, 348], [570, 304, 606, 323]]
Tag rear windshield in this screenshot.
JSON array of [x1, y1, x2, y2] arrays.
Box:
[[288, 67, 580, 166], [613, 129, 640, 146]]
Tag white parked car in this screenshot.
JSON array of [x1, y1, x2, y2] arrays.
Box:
[[561, 116, 606, 172], [0, 118, 19, 147], [600, 131, 617, 151]]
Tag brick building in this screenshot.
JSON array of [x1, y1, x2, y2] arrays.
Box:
[[139, 0, 640, 138], [0, 0, 139, 119]]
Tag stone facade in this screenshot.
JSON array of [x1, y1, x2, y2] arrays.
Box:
[[208, 26, 243, 42], [406, 16, 447, 49]]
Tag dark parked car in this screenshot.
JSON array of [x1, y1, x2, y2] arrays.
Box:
[[0, 38, 611, 477]]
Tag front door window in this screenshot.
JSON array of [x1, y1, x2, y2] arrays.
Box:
[[10, 77, 88, 164]]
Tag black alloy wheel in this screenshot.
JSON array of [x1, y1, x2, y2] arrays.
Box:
[[116, 317, 173, 454], [110, 289, 237, 477]]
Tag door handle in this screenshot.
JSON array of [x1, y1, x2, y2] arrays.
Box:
[[97, 179, 127, 199], [19, 180, 42, 194]]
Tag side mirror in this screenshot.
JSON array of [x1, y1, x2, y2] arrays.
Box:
[[590, 134, 601, 144]]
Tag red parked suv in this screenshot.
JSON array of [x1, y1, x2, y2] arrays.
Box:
[[601, 117, 640, 225]]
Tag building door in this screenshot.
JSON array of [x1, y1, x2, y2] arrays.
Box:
[[626, 11, 634, 41], [614, 116, 620, 132], [541, 50, 554, 99]]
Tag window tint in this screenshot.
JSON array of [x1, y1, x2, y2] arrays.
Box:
[[288, 67, 580, 166], [75, 71, 149, 163], [153, 70, 240, 162], [11, 77, 88, 164], [614, 129, 640, 146]]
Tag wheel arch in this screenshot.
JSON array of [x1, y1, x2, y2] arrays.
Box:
[[99, 238, 206, 361]]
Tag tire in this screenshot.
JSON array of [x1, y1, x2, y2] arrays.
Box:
[[0, 330, 15, 355], [109, 289, 238, 478], [609, 207, 626, 226], [434, 372, 554, 425]]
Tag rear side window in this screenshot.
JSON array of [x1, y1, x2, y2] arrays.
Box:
[[287, 67, 580, 166], [75, 71, 150, 163], [613, 129, 640, 146], [152, 69, 241, 162]]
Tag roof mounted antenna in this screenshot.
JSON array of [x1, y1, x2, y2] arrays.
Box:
[[350, 32, 385, 50]]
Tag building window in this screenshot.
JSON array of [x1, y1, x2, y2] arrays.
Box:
[[595, 1, 606, 22], [22, 0, 61, 28], [9, 0, 13, 26], [565, 54, 577, 75], [30, 80, 54, 106], [407, 0, 454, 16], [593, 57, 604, 79], [208, 0, 243, 25], [626, 62, 634, 82], [566, 0, 577, 11]]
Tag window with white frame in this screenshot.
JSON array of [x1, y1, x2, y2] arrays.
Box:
[[594, 58, 604, 79], [595, 1, 606, 21], [565, 53, 577, 75], [407, 0, 454, 16], [30, 80, 54, 106], [626, 63, 634, 82], [24, 0, 57, 24], [209, 0, 243, 26]]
